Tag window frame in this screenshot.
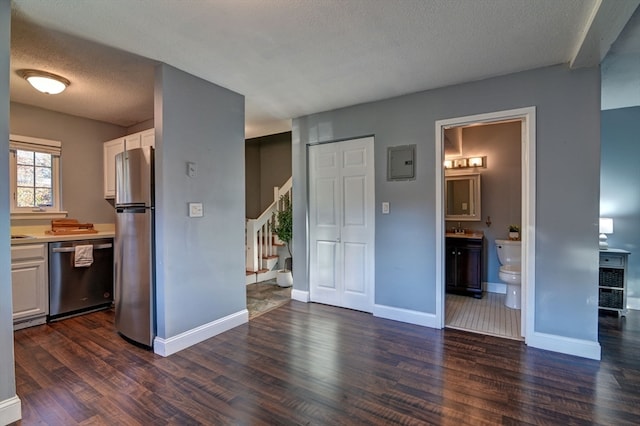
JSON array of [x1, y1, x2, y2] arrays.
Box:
[[9, 134, 67, 219]]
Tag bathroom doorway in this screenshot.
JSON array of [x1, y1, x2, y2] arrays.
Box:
[[434, 107, 536, 342]]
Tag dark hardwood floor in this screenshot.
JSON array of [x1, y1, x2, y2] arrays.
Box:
[[11, 303, 640, 425]]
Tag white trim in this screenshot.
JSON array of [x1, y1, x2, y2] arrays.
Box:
[[435, 107, 536, 341], [9, 136, 64, 215], [10, 133, 61, 151], [627, 296, 640, 310], [0, 396, 22, 424], [10, 211, 68, 220], [521, 108, 536, 340], [570, 0, 640, 69], [373, 304, 438, 328], [291, 289, 309, 302], [486, 281, 507, 294], [527, 331, 601, 360], [153, 309, 248, 357]]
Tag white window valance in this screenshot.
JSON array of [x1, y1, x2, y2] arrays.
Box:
[[9, 134, 61, 156]]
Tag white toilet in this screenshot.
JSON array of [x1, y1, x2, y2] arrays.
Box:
[[495, 239, 521, 309]]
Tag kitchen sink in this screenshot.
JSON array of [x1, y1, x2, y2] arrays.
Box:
[[11, 234, 34, 239]]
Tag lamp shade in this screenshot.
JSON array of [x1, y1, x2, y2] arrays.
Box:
[[599, 217, 613, 234]]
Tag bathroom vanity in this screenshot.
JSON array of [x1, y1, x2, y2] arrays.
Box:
[[445, 233, 483, 298]]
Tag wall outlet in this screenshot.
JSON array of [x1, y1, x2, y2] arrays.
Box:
[[187, 161, 197, 178], [188, 202, 203, 217]]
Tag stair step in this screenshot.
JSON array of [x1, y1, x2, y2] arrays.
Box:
[[262, 255, 279, 260]]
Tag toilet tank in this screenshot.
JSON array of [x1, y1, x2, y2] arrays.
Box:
[[495, 239, 521, 265]]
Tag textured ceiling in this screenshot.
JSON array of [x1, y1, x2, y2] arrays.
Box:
[[8, 0, 638, 138]]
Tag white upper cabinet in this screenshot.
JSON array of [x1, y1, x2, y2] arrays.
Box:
[[103, 129, 154, 199], [103, 138, 124, 199], [141, 129, 155, 148]]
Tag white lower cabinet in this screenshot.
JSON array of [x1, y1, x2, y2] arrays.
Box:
[[11, 243, 48, 330]]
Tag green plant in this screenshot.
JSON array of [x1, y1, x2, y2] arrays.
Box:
[[509, 225, 520, 233], [272, 194, 293, 260]]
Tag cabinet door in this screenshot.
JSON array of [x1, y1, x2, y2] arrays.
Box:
[[457, 246, 482, 291], [104, 138, 125, 198], [141, 129, 155, 148], [124, 134, 141, 151], [445, 242, 459, 289], [11, 259, 47, 321]]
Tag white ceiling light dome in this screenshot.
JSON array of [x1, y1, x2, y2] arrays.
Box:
[[19, 69, 70, 94]]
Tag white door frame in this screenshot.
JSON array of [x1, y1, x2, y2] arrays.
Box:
[[435, 107, 536, 341]]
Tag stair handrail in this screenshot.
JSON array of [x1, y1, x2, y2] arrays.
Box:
[[246, 177, 292, 272]]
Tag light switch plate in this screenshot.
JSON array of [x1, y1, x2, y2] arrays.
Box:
[[188, 202, 203, 217], [382, 202, 390, 214]]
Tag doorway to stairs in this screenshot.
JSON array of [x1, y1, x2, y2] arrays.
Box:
[[435, 107, 536, 342], [246, 279, 291, 319]]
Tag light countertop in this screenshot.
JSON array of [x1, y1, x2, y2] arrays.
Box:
[[10, 224, 115, 245], [445, 231, 484, 240]]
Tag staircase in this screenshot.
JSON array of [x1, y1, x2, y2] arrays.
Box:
[[245, 177, 292, 285]]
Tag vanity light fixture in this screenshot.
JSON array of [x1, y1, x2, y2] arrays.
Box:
[[453, 158, 467, 168], [599, 217, 613, 250], [19, 69, 70, 95], [468, 156, 485, 167], [444, 155, 486, 169]]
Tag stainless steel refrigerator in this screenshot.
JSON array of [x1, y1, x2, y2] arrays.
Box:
[[114, 146, 155, 347]]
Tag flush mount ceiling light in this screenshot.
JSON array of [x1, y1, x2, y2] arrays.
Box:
[[18, 69, 70, 95]]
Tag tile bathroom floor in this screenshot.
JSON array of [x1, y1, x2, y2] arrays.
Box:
[[446, 292, 522, 340]]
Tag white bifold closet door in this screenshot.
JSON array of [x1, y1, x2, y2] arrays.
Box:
[[308, 136, 375, 312]]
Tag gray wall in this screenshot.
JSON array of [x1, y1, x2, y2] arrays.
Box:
[[445, 122, 521, 284], [10, 102, 126, 225], [293, 64, 601, 342], [0, 0, 17, 412], [601, 106, 640, 302], [245, 141, 261, 218], [245, 131, 292, 218], [154, 64, 246, 338]]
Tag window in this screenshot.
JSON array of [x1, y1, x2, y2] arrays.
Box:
[[10, 134, 65, 218]]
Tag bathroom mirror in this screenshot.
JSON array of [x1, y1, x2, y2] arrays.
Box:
[[445, 173, 481, 221]]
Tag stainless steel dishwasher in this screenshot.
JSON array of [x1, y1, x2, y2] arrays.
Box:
[[49, 238, 114, 320]]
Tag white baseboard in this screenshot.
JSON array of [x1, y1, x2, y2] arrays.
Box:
[[154, 309, 248, 357], [373, 304, 438, 328], [245, 274, 257, 285], [486, 281, 506, 294], [291, 289, 309, 302], [526, 331, 601, 360], [627, 297, 640, 310], [0, 395, 21, 425]]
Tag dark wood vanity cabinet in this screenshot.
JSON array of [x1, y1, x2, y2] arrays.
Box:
[[446, 236, 483, 298]]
